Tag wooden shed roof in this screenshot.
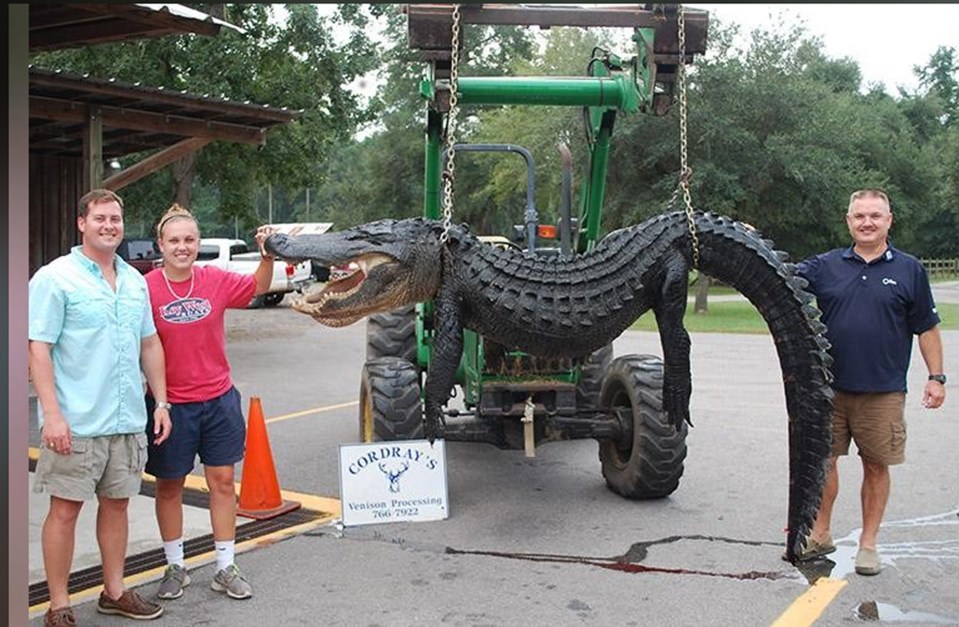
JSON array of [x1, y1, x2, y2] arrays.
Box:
[[29, 3, 242, 52], [29, 66, 300, 160]]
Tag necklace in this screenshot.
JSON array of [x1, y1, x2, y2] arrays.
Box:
[[162, 269, 194, 300]]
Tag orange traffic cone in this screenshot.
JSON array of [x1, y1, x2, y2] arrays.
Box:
[[237, 396, 301, 520]]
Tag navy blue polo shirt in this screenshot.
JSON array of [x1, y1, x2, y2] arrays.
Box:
[[797, 244, 940, 393]]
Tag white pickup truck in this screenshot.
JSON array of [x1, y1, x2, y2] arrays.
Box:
[[194, 237, 314, 308]]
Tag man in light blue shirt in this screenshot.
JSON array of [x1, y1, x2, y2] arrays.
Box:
[[29, 189, 172, 624]]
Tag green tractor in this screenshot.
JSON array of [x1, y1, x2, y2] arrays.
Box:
[[361, 4, 709, 499]]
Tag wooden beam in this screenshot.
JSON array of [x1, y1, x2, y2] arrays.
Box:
[[30, 71, 297, 123], [103, 138, 212, 191], [30, 96, 270, 145], [406, 4, 708, 55], [83, 105, 103, 191]]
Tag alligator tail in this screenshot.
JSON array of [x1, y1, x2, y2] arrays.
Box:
[[690, 211, 834, 561]]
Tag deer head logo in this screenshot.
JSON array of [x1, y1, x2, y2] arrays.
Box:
[[379, 461, 410, 493]]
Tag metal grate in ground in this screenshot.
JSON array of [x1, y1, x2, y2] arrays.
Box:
[[28, 459, 329, 607], [29, 501, 323, 607]]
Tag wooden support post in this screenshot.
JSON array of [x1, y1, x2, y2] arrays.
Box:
[[523, 396, 535, 458]]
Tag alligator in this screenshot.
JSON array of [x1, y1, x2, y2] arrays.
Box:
[[264, 210, 834, 562]]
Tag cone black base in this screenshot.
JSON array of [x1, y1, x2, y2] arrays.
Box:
[[237, 498, 302, 521]]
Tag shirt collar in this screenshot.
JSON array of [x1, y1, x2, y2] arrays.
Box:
[[842, 242, 897, 264], [70, 245, 122, 274]]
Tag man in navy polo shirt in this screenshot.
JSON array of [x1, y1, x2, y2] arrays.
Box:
[[792, 188, 946, 575]]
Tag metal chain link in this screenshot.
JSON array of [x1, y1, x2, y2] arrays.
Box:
[[440, 4, 462, 244], [674, 5, 700, 267]]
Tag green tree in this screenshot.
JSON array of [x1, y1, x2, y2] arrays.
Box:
[[32, 3, 384, 235], [317, 7, 538, 229]]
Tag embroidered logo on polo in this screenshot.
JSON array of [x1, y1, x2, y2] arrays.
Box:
[[882, 278, 898, 285], [160, 297, 212, 323]]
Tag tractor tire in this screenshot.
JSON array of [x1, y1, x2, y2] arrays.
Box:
[[359, 357, 423, 442], [598, 354, 687, 499], [576, 344, 613, 410], [367, 305, 417, 363]]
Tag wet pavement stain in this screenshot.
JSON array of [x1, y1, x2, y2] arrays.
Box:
[[445, 510, 959, 590], [793, 510, 959, 582], [853, 600, 956, 624], [447, 534, 794, 581]]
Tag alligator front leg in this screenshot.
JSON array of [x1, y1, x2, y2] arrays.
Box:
[[653, 252, 693, 429], [423, 284, 464, 444]]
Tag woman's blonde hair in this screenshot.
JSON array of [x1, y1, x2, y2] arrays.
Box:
[[156, 203, 198, 240]]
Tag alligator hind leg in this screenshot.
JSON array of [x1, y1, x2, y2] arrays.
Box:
[[652, 251, 692, 429], [423, 282, 464, 443]]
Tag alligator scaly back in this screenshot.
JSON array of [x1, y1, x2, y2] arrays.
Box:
[[445, 210, 833, 558], [264, 210, 833, 561]]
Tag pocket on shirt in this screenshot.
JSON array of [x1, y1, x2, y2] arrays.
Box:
[[119, 288, 149, 329], [67, 294, 112, 328]]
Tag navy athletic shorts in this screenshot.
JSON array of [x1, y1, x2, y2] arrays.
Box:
[[144, 386, 247, 479]]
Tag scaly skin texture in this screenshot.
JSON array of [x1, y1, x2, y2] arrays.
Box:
[[265, 211, 834, 562]]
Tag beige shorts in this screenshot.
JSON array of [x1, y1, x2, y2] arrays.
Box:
[[831, 391, 906, 465], [33, 432, 148, 501]]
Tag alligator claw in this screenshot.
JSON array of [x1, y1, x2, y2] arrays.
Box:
[[663, 384, 692, 428], [424, 408, 446, 444]]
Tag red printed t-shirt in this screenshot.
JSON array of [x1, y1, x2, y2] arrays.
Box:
[[145, 265, 256, 403]]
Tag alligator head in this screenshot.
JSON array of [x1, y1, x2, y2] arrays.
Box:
[[264, 218, 444, 327]]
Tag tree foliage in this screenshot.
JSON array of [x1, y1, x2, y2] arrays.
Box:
[[332, 9, 957, 258], [32, 5, 958, 257], [31, 3, 384, 239]]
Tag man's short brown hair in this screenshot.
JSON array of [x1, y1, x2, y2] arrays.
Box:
[[78, 189, 124, 217]]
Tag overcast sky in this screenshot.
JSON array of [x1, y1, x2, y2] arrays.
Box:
[[699, 3, 959, 93], [311, 3, 959, 98]]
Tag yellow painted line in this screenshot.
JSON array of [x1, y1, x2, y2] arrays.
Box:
[[770, 577, 847, 627], [264, 400, 359, 425], [169, 460, 343, 517]]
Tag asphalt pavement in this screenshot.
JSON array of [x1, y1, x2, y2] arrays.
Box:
[[24, 281, 958, 626]]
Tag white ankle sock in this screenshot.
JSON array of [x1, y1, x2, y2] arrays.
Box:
[[214, 540, 235, 571], [163, 538, 185, 568]]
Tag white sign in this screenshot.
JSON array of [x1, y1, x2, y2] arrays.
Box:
[[338, 440, 449, 527]]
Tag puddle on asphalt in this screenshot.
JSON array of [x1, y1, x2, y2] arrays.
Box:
[[795, 510, 959, 582], [853, 600, 956, 624]]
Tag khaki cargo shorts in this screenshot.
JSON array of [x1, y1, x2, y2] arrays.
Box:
[[33, 432, 148, 501], [831, 391, 906, 465]]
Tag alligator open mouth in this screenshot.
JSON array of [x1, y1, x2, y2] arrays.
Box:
[[292, 253, 404, 326]]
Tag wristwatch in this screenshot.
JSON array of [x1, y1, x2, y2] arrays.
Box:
[[928, 374, 947, 384], [155, 401, 173, 410]]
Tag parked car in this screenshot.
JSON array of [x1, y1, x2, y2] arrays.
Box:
[[194, 238, 313, 308], [117, 237, 161, 274]]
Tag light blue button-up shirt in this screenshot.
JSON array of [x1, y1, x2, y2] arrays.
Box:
[[29, 246, 158, 437]]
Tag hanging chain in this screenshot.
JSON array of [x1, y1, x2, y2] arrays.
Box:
[[440, 4, 462, 244], [671, 5, 699, 268]]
